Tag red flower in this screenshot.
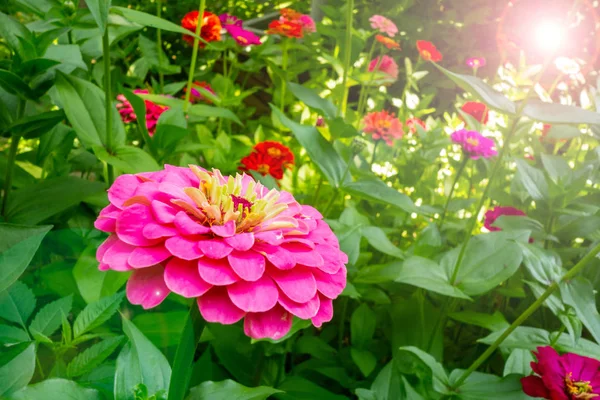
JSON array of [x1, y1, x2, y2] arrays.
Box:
[[416, 40, 442, 62], [405, 117, 426, 134], [240, 141, 295, 180], [184, 81, 215, 104], [267, 20, 303, 38], [461, 101, 489, 124], [484, 206, 526, 232], [376, 35, 400, 50], [521, 346, 600, 399], [362, 110, 404, 146], [181, 11, 222, 48]]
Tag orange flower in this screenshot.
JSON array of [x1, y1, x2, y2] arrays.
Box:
[[416, 40, 442, 62], [267, 19, 303, 38], [376, 35, 400, 50], [461, 101, 489, 124], [181, 11, 222, 48], [240, 141, 295, 180], [280, 8, 302, 21], [362, 110, 404, 146]]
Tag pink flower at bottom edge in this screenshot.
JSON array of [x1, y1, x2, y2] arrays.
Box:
[[94, 165, 348, 340]]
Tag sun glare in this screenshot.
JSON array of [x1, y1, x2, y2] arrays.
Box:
[[534, 20, 565, 53]]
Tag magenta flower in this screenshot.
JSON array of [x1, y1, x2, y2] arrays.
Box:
[[368, 55, 399, 81], [94, 166, 347, 340], [299, 15, 316, 33], [225, 24, 262, 46], [116, 89, 168, 136], [369, 15, 398, 37], [521, 346, 600, 399], [219, 13, 242, 27], [484, 206, 526, 231], [466, 57, 486, 68], [450, 129, 497, 159]]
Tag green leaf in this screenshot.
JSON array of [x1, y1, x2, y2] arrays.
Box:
[[115, 317, 171, 400], [0, 12, 35, 59], [448, 370, 529, 400], [561, 277, 600, 346], [85, 0, 110, 35], [93, 145, 160, 174], [29, 295, 73, 339], [73, 292, 124, 338], [0, 281, 36, 328], [112, 7, 202, 39], [9, 110, 65, 139], [188, 380, 283, 400], [122, 88, 150, 140], [396, 257, 471, 300], [8, 378, 100, 400], [43, 45, 87, 74], [350, 348, 377, 377], [434, 64, 516, 115], [5, 177, 105, 225], [277, 376, 347, 400], [153, 107, 189, 152], [399, 346, 449, 394], [448, 311, 509, 331], [540, 153, 571, 185], [131, 311, 188, 349], [0, 325, 29, 345], [138, 35, 180, 75], [503, 349, 534, 376], [351, 304, 376, 349], [288, 82, 337, 119], [360, 226, 404, 258], [0, 343, 35, 397], [545, 124, 581, 139], [342, 179, 417, 213], [519, 243, 562, 285], [0, 70, 34, 100], [189, 104, 242, 125], [515, 159, 549, 201], [523, 101, 600, 125], [66, 336, 123, 378], [73, 245, 129, 304], [271, 105, 347, 188], [0, 224, 52, 293]]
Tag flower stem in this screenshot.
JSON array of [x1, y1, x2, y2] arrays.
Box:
[[450, 241, 600, 390], [168, 303, 206, 400], [183, 0, 206, 113], [1, 98, 24, 217], [355, 39, 377, 124], [102, 28, 114, 185], [339, 0, 354, 117], [370, 140, 379, 166], [280, 38, 289, 112], [438, 156, 469, 231], [156, 0, 164, 93]]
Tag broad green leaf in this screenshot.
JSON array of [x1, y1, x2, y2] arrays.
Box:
[[73, 292, 124, 338], [43, 45, 87, 74], [355, 262, 403, 284], [122, 88, 150, 140], [131, 311, 188, 349], [396, 257, 471, 300], [448, 311, 509, 331], [0, 70, 34, 100], [503, 349, 534, 377], [0, 224, 52, 293], [414, 223, 442, 258], [112, 7, 202, 39], [0, 12, 35, 60], [0, 281, 36, 328], [0, 342, 35, 397], [85, 0, 110, 35], [138, 35, 180, 75], [523, 101, 600, 125], [188, 379, 283, 400], [73, 245, 129, 304], [288, 82, 337, 119], [350, 348, 377, 377], [114, 317, 171, 400], [66, 336, 123, 378], [271, 105, 347, 188], [399, 346, 449, 394], [561, 277, 600, 346], [12, 0, 57, 15], [448, 370, 529, 400], [0, 325, 29, 345], [540, 153, 571, 185], [189, 104, 242, 126], [153, 107, 189, 152], [29, 295, 72, 339], [515, 159, 549, 201], [519, 243, 563, 285], [8, 378, 100, 400], [351, 304, 376, 349], [364, 361, 402, 400], [93, 145, 160, 174], [9, 110, 65, 139], [5, 177, 105, 225], [342, 179, 417, 213], [277, 376, 347, 400], [546, 124, 581, 139], [434, 64, 516, 115], [360, 226, 404, 259]]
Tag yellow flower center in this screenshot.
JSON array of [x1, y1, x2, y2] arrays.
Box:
[[257, 164, 271, 174], [377, 119, 392, 129], [237, 36, 248, 44], [267, 148, 282, 157], [565, 373, 598, 399], [466, 137, 479, 147], [421, 50, 431, 60], [472, 59, 480, 67]]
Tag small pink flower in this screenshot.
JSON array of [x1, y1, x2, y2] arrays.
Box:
[[466, 57, 486, 68], [369, 15, 398, 37], [299, 15, 316, 33], [450, 129, 497, 159], [219, 13, 242, 27], [116, 89, 168, 136], [368, 55, 399, 81], [484, 206, 526, 231], [94, 166, 347, 340], [225, 24, 262, 46]]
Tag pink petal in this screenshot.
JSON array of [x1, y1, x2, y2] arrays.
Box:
[[243, 305, 292, 340], [227, 251, 265, 282], [278, 292, 320, 319], [173, 211, 210, 236], [311, 295, 333, 328], [225, 232, 255, 251], [116, 204, 159, 246], [97, 234, 119, 263], [142, 223, 178, 240], [283, 243, 324, 267], [283, 238, 315, 249], [198, 287, 245, 324], [198, 257, 240, 285], [102, 239, 135, 271], [164, 258, 212, 297], [108, 174, 140, 208], [126, 265, 170, 309], [211, 220, 236, 238], [165, 236, 204, 260], [94, 206, 117, 232], [255, 244, 294, 270], [301, 205, 323, 220], [254, 231, 284, 245], [99, 263, 110, 271], [313, 267, 346, 299], [151, 200, 178, 224], [268, 267, 317, 303], [315, 244, 344, 274], [198, 238, 233, 259], [128, 244, 172, 268], [227, 275, 279, 312]]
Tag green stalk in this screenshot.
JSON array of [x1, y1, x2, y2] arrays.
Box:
[[450, 241, 600, 390], [355, 39, 377, 124], [280, 38, 289, 112], [156, 0, 164, 93], [324, 154, 353, 217], [1, 98, 25, 217], [339, 0, 354, 117], [183, 0, 207, 113], [370, 140, 379, 166], [438, 156, 469, 231], [168, 303, 206, 400], [102, 29, 114, 185]]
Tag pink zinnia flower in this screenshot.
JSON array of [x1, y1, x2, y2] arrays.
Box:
[[484, 206, 526, 232], [362, 110, 404, 146], [450, 129, 497, 159], [466, 57, 486, 68], [219, 13, 242, 27], [369, 15, 398, 37], [225, 25, 262, 46], [298, 15, 316, 33], [94, 166, 347, 340], [521, 346, 600, 399], [368, 55, 399, 81], [116, 89, 168, 136]]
